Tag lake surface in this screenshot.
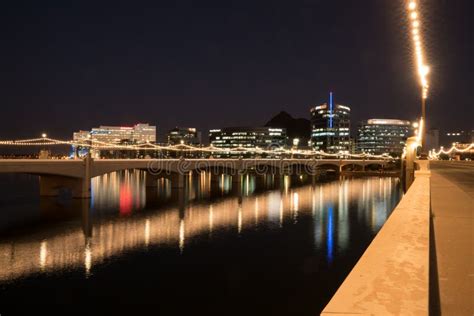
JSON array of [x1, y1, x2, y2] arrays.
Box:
[[0, 171, 402, 315]]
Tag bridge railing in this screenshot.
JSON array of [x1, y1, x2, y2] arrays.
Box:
[[321, 161, 431, 315]]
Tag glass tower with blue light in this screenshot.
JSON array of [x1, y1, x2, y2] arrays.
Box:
[[310, 93, 351, 153]]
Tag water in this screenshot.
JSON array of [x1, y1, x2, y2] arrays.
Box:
[[0, 171, 402, 315]]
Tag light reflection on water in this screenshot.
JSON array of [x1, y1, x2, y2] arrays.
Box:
[[0, 170, 402, 284]]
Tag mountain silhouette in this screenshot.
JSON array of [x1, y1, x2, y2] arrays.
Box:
[[265, 111, 311, 145]]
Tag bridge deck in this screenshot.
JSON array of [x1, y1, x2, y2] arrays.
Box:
[[430, 161, 474, 315]]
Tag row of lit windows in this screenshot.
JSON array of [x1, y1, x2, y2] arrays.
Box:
[[312, 132, 336, 137], [221, 136, 257, 140], [359, 135, 407, 140]]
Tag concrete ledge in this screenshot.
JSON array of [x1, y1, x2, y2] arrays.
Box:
[[321, 163, 430, 315]]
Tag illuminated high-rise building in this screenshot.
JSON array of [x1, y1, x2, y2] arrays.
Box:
[[310, 93, 351, 153], [356, 119, 411, 156]]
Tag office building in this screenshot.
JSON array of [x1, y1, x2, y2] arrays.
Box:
[[167, 127, 201, 145], [357, 119, 411, 156], [310, 92, 351, 153], [209, 127, 287, 149], [73, 124, 156, 144], [73, 130, 91, 142]]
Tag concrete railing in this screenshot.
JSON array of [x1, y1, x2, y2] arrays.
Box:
[[321, 161, 431, 315]]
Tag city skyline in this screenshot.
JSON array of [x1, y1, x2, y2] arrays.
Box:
[[0, 1, 473, 313], [0, 0, 472, 140], [63, 90, 421, 145]]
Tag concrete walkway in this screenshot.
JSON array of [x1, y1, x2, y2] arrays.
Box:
[[430, 161, 474, 316]]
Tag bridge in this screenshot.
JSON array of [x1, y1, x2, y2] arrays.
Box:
[[0, 158, 392, 198]]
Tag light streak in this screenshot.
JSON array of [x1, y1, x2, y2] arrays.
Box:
[[329, 92, 334, 129], [0, 136, 396, 160], [405, 0, 430, 98], [179, 219, 185, 253], [39, 240, 47, 271]]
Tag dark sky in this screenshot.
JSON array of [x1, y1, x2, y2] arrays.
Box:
[[1, 0, 472, 141]]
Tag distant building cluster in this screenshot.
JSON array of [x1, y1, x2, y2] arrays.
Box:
[[307, 93, 413, 157], [213, 92, 416, 157], [74, 92, 474, 158]]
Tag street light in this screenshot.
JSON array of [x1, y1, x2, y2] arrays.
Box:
[[405, 0, 430, 152]]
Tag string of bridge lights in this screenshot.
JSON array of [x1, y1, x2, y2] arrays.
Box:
[[0, 138, 72, 146], [429, 143, 474, 159], [0, 135, 394, 160], [407, 0, 430, 99]]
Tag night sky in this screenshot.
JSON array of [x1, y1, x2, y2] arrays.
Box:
[[1, 0, 472, 141]]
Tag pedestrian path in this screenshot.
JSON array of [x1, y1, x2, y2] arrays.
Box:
[[430, 161, 474, 316]]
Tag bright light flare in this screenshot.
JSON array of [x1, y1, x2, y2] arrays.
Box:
[[405, 1, 430, 97], [422, 87, 428, 99], [418, 64, 430, 77]]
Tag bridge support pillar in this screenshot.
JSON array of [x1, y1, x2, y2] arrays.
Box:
[[83, 154, 92, 197]]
